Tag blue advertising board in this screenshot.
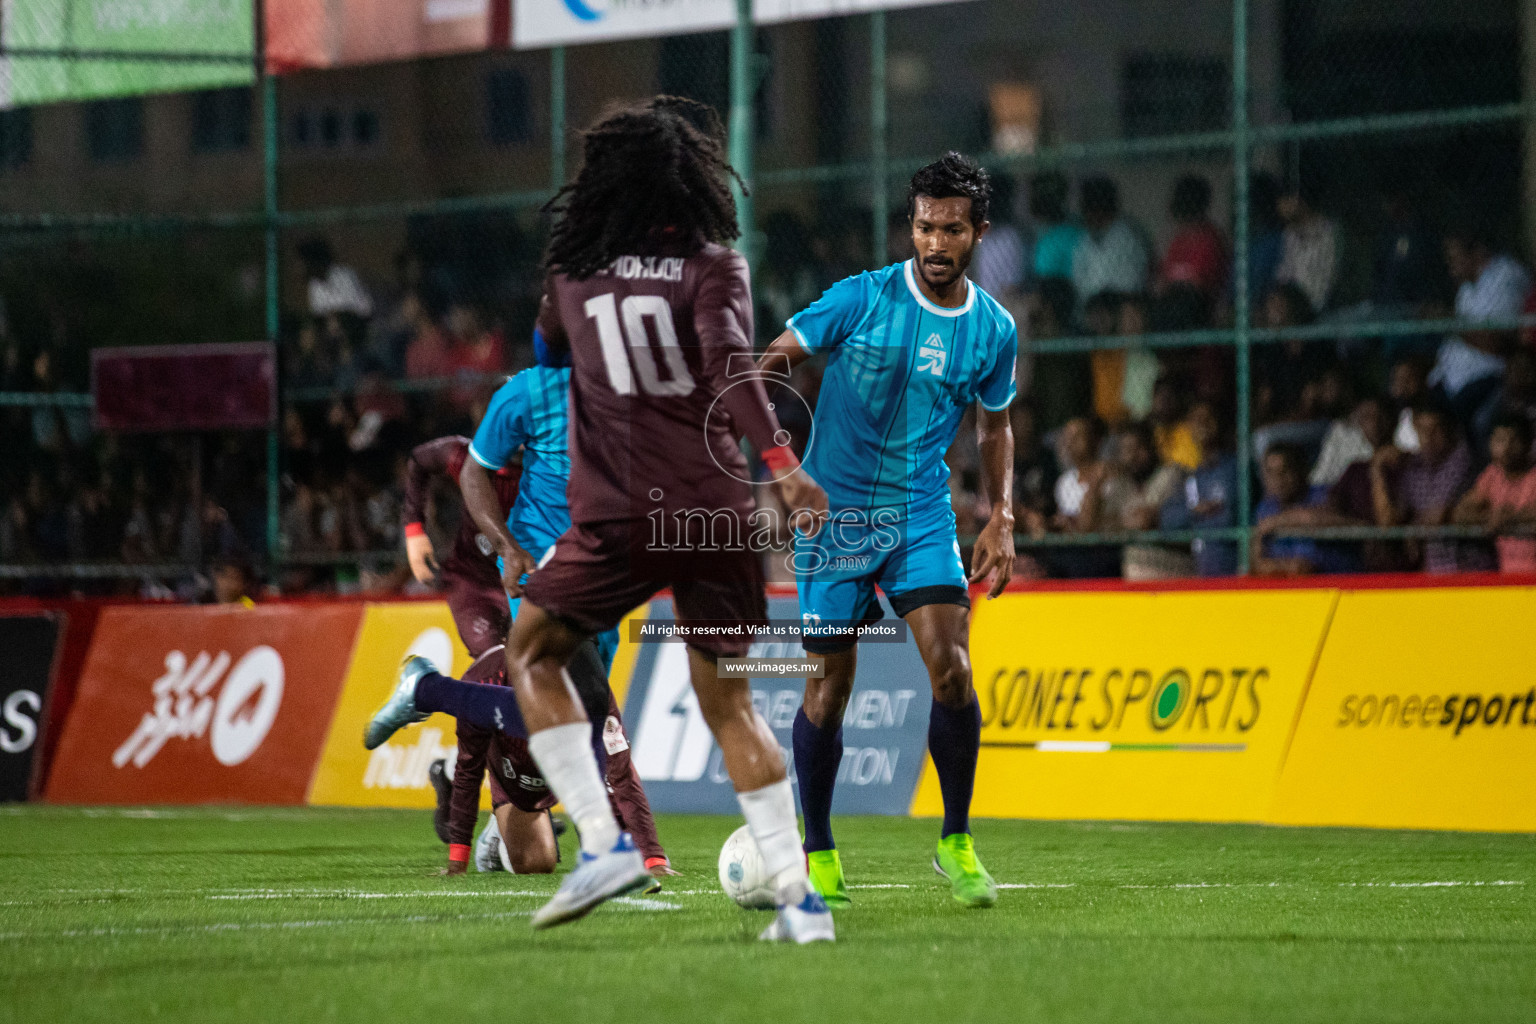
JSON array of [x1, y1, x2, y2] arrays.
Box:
[[623, 596, 932, 815]]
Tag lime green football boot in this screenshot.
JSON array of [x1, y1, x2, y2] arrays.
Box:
[[806, 849, 852, 908], [932, 833, 998, 909]]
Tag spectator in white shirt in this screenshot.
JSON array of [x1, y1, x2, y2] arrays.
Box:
[[299, 237, 374, 321], [1388, 356, 1429, 453], [1274, 183, 1338, 315], [1429, 222, 1531, 427], [1072, 177, 1148, 315]]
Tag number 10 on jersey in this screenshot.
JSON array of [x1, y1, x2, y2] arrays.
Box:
[[584, 293, 696, 397]]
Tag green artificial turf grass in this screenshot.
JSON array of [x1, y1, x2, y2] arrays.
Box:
[[2, 807, 1533, 1023]]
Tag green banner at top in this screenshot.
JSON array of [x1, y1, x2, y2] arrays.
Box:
[[0, 0, 254, 108]]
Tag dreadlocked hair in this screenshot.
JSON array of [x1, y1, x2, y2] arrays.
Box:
[[543, 95, 746, 280]]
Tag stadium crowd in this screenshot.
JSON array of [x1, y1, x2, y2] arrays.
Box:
[[4, 168, 1536, 596]]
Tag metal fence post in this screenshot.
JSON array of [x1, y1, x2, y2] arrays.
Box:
[[551, 46, 566, 189], [729, 0, 757, 270], [263, 70, 281, 562], [871, 9, 888, 269], [1233, 0, 1252, 574]]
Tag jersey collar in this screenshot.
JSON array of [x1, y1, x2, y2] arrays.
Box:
[[904, 259, 975, 318]]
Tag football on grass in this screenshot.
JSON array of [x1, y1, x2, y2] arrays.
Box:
[[717, 824, 776, 909]]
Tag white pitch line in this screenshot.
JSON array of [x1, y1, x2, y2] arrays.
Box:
[[1338, 880, 1525, 888], [207, 890, 550, 901], [0, 910, 535, 942], [611, 897, 682, 911], [4, 879, 1524, 912], [1119, 882, 1281, 889]]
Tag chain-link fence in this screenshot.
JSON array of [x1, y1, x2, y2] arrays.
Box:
[[2, 0, 1534, 595]]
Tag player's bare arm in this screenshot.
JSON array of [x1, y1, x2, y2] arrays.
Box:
[[753, 333, 827, 531], [970, 405, 1015, 598], [460, 458, 536, 596], [696, 255, 828, 534], [757, 330, 813, 376], [403, 441, 451, 584]]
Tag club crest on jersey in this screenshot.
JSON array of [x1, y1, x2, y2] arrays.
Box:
[[917, 333, 947, 377]]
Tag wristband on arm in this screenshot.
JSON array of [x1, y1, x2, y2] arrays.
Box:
[[404, 522, 426, 539], [762, 446, 799, 475], [447, 843, 471, 863]]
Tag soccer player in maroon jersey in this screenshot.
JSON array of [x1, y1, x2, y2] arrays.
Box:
[[400, 435, 669, 878], [365, 96, 832, 941], [431, 643, 665, 878], [402, 435, 519, 658]]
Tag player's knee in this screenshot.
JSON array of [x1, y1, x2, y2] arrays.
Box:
[[695, 681, 754, 729], [805, 672, 854, 725], [930, 648, 973, 709], [507, 846, 557, 874]]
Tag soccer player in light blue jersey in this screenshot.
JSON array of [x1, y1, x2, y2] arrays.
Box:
[[459, 330, 616, 670], [757, 152, 1018, 908]]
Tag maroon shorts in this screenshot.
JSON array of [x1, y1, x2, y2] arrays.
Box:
[[485, 735, 557, 814], [463, 645, 628, 814], [522, 519, 767, 658], [445, 573, 510, 659]]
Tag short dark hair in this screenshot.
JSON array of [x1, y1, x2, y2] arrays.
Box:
[[1266, 281, 1316, 325], [1080, 176, 1119, 219], [1037, 276, 1076, 321], [1029, 171, 1070, 222], [297, 237, 333, 270], [908, 151, 991, 226], [1410, 401, 1456, 433], [1265, 442, 1308, 474], [1490, 412, 1533, 444], [1077, 414, 1107, 446], [1120, 420, 1157, 451], [1444, 217, 1500, 254], [1288, 176, 1323, 209], [1170, 175, 1212, 221], [1082, 290, 1124, 319]]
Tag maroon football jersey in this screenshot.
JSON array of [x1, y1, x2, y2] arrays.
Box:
[[537, 244, 789, 526], [403, 435, 521, 588]]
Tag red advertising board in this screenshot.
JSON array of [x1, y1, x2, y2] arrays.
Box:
[[46, 605, 363, 805], [92, 342, 276, 432], [265, 0, 509, 72]]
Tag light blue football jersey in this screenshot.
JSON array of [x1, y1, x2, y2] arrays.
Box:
[[787, 259, 1018, 516], [469, 365, 573, 556]]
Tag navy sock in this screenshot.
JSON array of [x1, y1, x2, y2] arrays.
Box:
[[414, 672, 528, 738], [927, 697, 981, 839], [792, 707, 844, 853]]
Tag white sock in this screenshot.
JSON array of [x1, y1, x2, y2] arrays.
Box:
[[527, 722, 619, 856], [737, 778, 811, 902]]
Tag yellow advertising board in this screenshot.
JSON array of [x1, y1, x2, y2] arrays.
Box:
[[1270, 588, 1536, 832], [308, 603, 475, 808], [913, 589, 1338, 822], [307, 602, 647, 809]]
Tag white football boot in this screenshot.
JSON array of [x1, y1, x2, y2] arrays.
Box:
[[474, 817, 506, 873], [530, 832, 652, 930], [758, 886, 835, 944]]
